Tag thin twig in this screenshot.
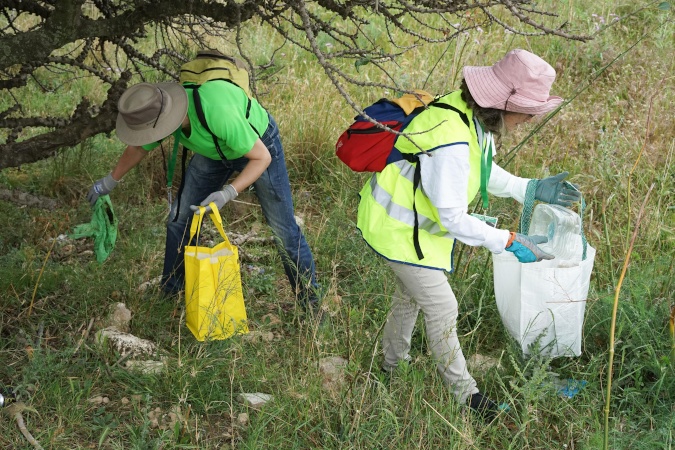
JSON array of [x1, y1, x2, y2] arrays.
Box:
[[422, 399, 479, 450], [626, 75, 663, 242], [111, 352, 133, 368], [603, 183, 655, 450], [231, 199, 260, 207], [348, 340, 379, 436], [71, 318, 95, 357], [601, 199, 617, 288], [35, 321, 44, 348], [3, 404, 44, 450], [28, 222, 55, 317]]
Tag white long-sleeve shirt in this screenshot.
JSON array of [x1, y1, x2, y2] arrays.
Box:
[[418, 133, 530, 254]]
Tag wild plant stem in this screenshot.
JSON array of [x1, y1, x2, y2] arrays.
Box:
[[422, 399, 478, 449], [28, 222, 54, 317], [626, 79, 659, 245], [669, 305, 675, 369], [601, 205, 616, 288], [603, 183, 654, 450]]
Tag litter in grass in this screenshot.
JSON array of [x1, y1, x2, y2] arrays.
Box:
[[556, 379, 588, 399], [238, 393, 273, 409]]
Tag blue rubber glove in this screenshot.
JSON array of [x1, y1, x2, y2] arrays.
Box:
[[505, 232, 554, 263], [190, 184, 238, 215], [535, 172, 581, 207]]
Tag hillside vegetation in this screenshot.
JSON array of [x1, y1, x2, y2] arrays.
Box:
[[0, 1, 673, 449]]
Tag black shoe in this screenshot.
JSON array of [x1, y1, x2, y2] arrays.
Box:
[[468, 392, 499, 422]]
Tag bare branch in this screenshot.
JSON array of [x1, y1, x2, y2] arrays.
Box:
[[0, 0, 592, 169]]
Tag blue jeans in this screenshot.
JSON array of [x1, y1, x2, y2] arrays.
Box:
[[161, 115, 319, 307]]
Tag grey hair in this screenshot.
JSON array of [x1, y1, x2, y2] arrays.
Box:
[[459, 79, 505, 137]]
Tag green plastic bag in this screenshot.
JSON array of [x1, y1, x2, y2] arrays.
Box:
[[70, 195, 118, 263]]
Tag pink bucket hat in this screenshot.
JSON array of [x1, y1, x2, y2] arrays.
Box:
[[463, 49, 563, 115]]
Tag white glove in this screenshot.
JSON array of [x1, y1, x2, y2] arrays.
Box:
[[190, 184, 238, 215]]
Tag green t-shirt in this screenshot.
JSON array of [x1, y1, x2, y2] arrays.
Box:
[[143, 80, 270, 160]]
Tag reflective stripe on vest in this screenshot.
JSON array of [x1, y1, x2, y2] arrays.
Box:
[[369, 174, 448, 237]]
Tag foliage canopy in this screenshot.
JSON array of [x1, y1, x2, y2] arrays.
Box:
[[0, 0, 588, 169]]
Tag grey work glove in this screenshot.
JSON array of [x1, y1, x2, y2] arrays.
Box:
[[505, 232, 555, 263], [87, 173, 119, 207], [190, 184, 238, 215], [535, 172, 581, 207]]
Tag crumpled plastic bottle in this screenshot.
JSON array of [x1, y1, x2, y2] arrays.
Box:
[[528, 204, 583, 263]]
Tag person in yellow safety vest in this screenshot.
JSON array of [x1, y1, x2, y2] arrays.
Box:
[[357, 49, 581, 422]]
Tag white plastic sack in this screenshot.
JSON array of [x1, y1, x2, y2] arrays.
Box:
[[493, 205, 595, 357]]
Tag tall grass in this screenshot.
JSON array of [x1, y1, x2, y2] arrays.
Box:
[[1, 1, 673, 449]]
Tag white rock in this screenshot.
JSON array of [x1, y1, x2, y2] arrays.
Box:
[[319, 356, 348, 377], [106, 303, 132, 332], [137, 276, 162, 292], [95, 328, 157, 358], [237, 412, 249, 427], [467, 354, 502, 371], [243, 331, 275, 343], [319, 356, 349, 393], [237, 393, 272, 409]]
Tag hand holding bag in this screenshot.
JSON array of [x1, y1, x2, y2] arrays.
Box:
[[493, 181, 595, 357], [185, 203, 249, 341]]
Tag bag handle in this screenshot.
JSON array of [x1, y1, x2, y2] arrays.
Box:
[[188, 202, 234, 249], [519, 179, 589, 260]]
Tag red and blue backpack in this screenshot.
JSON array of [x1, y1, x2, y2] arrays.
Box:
[[335, 90, 469, 172]]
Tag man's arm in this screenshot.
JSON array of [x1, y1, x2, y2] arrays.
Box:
[[87, 145, 150, 206], [111, 145, 150, 181], [190, 138, 272, 214], [229, 138, 272, 193]]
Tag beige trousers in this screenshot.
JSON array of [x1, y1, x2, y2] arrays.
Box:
[[382, 260, 479, 403]]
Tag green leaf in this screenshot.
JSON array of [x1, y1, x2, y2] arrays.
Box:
[[657, 2, 671, 10], [355, 57, 371, 72]]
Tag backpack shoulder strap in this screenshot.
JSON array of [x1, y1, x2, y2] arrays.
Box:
[[186, 85, 229, 161], [399, 152, 425, 260], [430, 102, 470, 129], [184, 83, 262, 162]]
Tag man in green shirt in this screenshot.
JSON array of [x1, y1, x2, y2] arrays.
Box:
[[87, 81, 321, 312]]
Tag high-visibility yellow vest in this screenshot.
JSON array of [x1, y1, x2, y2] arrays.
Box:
[[356, 91, 488, 272]]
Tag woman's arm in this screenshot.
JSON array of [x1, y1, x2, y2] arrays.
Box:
[[419, 146, 510, 253], [487, 163, 530, 203], [437, 206, 511, 253]]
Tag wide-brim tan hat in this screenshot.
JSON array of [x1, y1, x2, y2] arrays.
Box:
[[463, 49, 563, 115], [116, 82, 188, 146]]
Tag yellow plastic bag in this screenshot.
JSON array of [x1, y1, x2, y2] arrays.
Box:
[[184, 203, 248, 341]]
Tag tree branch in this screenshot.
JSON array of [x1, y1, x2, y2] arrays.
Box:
[[0, 0, 593, 170], [0, 72, 131, 169]]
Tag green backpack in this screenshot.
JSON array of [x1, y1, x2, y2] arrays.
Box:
[[179, 50, 251, 97], [177, 50, 257, 163]]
